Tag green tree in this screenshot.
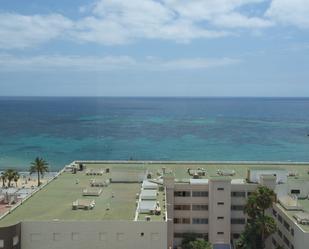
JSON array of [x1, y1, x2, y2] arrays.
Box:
[[183, 240, 212, 249], [13, 171, 20, 187], [182, 234, 212, 249], [5, 169, 17, 188], [237, 186, 277, 249], [0, 171, 7, 187], [29, 157, 49, 186]]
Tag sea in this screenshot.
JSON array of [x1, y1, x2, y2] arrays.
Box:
[[0, 97, 309, 171]]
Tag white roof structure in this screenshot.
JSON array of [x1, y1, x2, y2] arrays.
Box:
[[279, 196, 302, 211], [231, 179, 246, 184], [248, 169, 288, 184], [142, 180, 158, 189], [140, 189, 157, 200], [189, 179, 209, 185], [138, 200, 156, 213], [293, 212, 309, 225]]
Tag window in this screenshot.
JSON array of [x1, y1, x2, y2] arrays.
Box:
[[174, 233, 208, 240], [0, 240, 3, 248], [217, 216, 224, 220], [217, 187, 224, 191], [284, 221, 290, 231], [291, 189, 300, 194], [278, 214, 283, 223], [217, 202, 224, 205], [291, 228, 294, 236], [283, 236, 290, 247], [233, 233, 240, 239], [192, 204, 208, 211], [13, 236, 19, 246], [140, 232, 144, 237], [174, 218, 181, 224], [192, 218, 208, 224], [196, 233, 208, 240], [174, 191, 190, 197], [272, 209, 277, 217], [217, 232, 224, 235], [272, 238, 277, 247], [53, 233, 61, 241], [174, 233, 183, 238], [231, 192, 246, 197], [247, 192, 253, 197], [192, 191, 208, 197], [174, 205, 190, 210], [278, 229, 282, 238], [174, 218, 190, 224], [231, 218, 246, 224], [231, 205, 244, 211]]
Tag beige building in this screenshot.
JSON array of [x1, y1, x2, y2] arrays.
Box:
[[0, 161, 308, 249]]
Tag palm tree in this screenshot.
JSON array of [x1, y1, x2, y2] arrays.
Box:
[[0, 171, 7, 188], [5, 169, 16, 188], [254, 186, 275, 215], [252, 186, 276, 248], [13, 171, 20, 187], [29, 157, 49, 186], [237, 186, 276, 249]]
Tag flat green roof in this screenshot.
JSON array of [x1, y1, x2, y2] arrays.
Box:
[[0, 161, 308, 227], [0, 170, 140, 226], [79, 161, 309, 180], [277, 199, 309, 232]]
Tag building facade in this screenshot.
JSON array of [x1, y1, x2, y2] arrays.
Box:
[[0, 161, 308, 249]]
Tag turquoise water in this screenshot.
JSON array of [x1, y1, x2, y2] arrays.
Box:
[[1, 97, 309, 170]]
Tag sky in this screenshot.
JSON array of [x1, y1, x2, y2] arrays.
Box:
[[0, 0, 309, 97]]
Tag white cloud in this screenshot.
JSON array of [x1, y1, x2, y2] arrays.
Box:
[[266, 0, 309, 28], [0, 54, 136, 71], [0, 13, 73, 49], [213, 13, 273, 28], [155, 57, 240, 70], [0, 0, 308, 49], [163, 0, 266, 21], [72, 0, 229, 44], [72, 0, 270, 44], [0, 54, 240, 71]]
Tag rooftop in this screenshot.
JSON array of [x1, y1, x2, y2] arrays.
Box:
[[277, 198, 309, 232], [76, 161, 309, 181], [0, 161, 308, 227], [0, 169, 140, 226]]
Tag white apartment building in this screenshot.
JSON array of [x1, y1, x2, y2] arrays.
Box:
[[0, 161, 308, 249]]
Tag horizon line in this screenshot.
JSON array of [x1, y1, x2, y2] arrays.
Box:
[[1, 95, 309, 98]]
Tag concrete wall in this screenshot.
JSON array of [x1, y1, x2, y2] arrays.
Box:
[[164, 176, 175, 249], [209, 178, 231, 245], [21, 220, 167, 249]]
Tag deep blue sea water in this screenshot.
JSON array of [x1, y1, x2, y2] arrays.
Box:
[[1, 97, 309, 171]]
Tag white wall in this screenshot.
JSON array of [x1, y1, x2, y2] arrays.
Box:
[[21, 220, 167, 249]]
